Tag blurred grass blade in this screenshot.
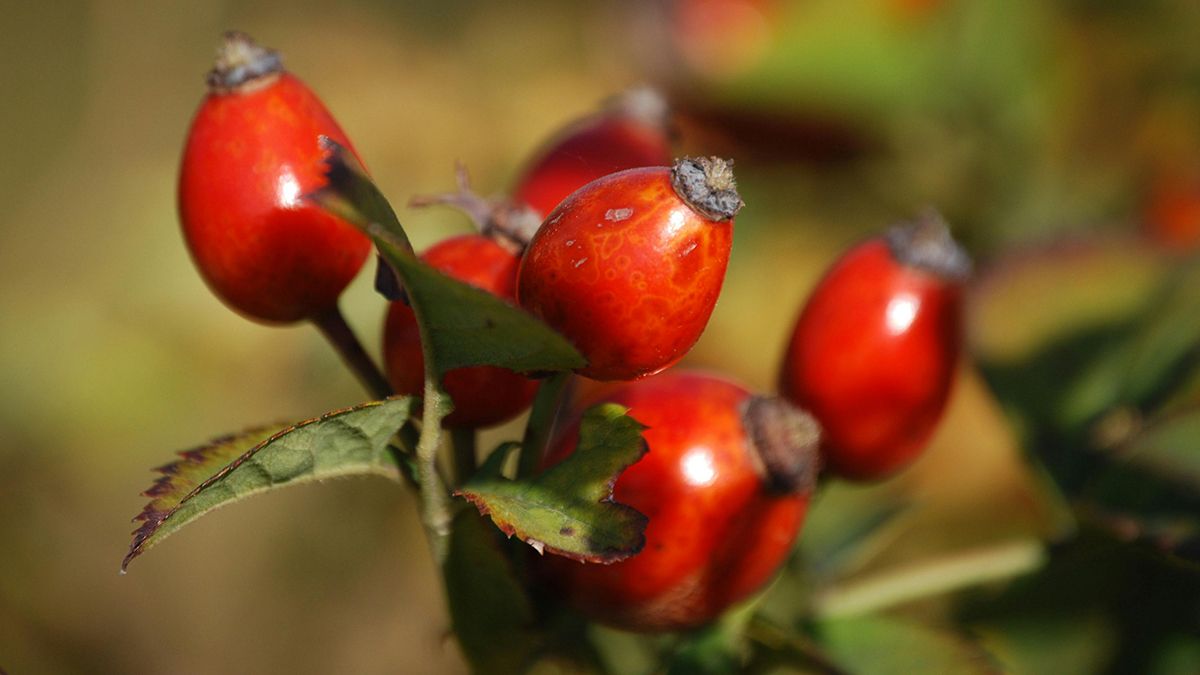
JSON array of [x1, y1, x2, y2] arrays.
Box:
[[812, 539, 1045, 619], [309, 138, 585, 378], [122, 397, 413, 572], [457, 404, 649, 563]]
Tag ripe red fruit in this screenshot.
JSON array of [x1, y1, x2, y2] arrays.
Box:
[[1143, 170, 1200, 253], [512, 87, 674, 220], [537, 370, 819, 632], [178, 32, 370, 323], [517, 157, 741, 381], [779, 213, 971, 481], [383, 234, 539, 428]]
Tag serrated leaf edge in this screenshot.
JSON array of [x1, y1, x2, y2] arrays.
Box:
[[122, 398, 407, 572]]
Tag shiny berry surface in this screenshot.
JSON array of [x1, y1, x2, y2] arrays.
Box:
[[178, 35, 370, 323], [779, 217, 969, 481], [537, 371, 812, 632], [512, 88, 673, 219], [384, 234, 539, 428], [517, 158, 739, 381]]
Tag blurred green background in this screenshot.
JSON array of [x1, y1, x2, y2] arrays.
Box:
[[2, 0, 1199, 673]]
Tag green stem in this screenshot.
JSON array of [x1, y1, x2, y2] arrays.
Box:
[[310, 304, 393, 401], [416, 381, 453, 563], [517, 372, 571, 479], [451, 427, 477, 485]]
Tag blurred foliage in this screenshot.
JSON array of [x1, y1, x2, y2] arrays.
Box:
[[3, 0, 1200, 673]]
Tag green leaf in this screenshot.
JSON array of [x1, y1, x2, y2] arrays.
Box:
[[308, 138, 585, 378], [818, 616, 997, 675], [456, 404, 649, 563], [122, 397, 413, 572], [443, 508, 539, 675], [1058, 261, 1200, 430], [1121, 407, 1200, 486]]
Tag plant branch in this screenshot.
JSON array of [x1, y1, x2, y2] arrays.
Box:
[[417, 381, 454, 563], [310, 304, 393, 400], [811, 538, 1046, 619], [517, 372, 572, 479]]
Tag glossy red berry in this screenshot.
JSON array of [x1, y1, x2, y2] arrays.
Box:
[[1143, 169, 1200, 253], [384, 234, 539, 428], [517, 157, 741, 381], [178, 32, 371, 323], [513, 87, 674, 220], [537, 370, 819, 632], [779, 213, 971, 481]]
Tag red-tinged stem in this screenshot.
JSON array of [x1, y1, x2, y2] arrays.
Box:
[[311, 304, 393, 401]]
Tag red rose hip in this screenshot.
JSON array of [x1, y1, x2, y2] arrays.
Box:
[[384, 234, 539, 428], [778, 212, 971, 481], [513, 87, 674, 220], [517, 157, 741, 381], [537, 370, 820, 632], [178, 32, 371, 323]]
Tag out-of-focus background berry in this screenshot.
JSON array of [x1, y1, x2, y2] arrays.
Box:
[[1, 1, 1197, 672]]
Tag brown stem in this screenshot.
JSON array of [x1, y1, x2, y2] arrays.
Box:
[[310, 304, 393, 401]]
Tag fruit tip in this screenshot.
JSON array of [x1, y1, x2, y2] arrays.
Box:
[[742, 396, 821, 495], [205, 30, 283, 93], [671, 156, 743, 221], [885, 209, 973, 282]]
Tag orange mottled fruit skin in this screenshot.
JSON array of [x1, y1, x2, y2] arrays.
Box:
[[537, 371, 809, 632], [384, 234, 539, 428], [178, 72, 370, 323], [779, 239, 963, 481], [513, 115, 672, 219], [517, 167, 733, 381]]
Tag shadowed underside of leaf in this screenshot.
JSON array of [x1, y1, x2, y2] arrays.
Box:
[[457, 403, 649, 563], [308, 138, 585, 378], [443, 509, 539, 675], [122, 397, 413, 572]]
